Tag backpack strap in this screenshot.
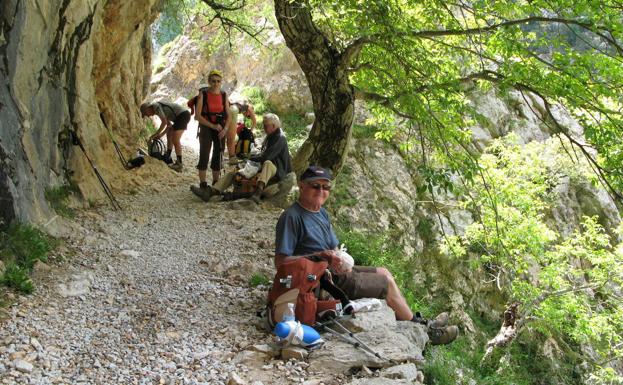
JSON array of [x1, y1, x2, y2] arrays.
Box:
[[319, 272, 350, 308]]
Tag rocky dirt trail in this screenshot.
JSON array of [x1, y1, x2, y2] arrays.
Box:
[[0, 146, 326, 385], [1, 138, 429, 385]]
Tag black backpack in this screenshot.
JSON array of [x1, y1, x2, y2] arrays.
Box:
[[235, 123, 255, 157]]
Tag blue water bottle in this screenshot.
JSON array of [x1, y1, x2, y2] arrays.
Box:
[[273, 303, 323, 347]]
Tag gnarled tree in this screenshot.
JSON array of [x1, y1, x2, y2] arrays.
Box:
[[273, 0, 623, 192]]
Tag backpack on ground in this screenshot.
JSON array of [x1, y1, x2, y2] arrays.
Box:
[[266, 256, 350, 327], [148, 138, 166, 160], [235, 123, 255, 157], [233, 173, 258, 198]]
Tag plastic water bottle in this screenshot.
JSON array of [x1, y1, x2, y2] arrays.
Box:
[[283, 303, 295, 322], [273, 320, 323, 347]]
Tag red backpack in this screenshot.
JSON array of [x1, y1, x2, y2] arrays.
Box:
[[267, 256, 349, 326], [187, 91, 227, 118]]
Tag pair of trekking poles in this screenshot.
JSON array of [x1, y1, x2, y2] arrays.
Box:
[[314, 315, 397, 364]]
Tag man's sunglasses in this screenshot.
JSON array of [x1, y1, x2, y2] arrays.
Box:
[[209, 78, 221, 84], [308, 182, 332, 191]]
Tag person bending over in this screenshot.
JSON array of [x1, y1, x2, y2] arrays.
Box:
[[140, 100, 190, 172], [274, 165, 459, 345]]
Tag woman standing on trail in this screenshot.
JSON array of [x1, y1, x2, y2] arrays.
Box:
[[191, 69, 232, 201], [140, 100, 190, 172]]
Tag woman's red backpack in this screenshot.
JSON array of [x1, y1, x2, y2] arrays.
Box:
[[266, 256, 349, 326]]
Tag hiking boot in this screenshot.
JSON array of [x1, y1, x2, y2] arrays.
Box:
[[169, 162, 183, 173], [228, 156, 239, 166], [427, 325, 459, 345], [250, 182, 265, 204], [162, 156, 174, 165], [428, 312, 449, 328], [190, 185, 214, 202], [250, 191, 262, 204]]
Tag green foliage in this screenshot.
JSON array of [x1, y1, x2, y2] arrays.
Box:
[[143, 119, 158, 138], [241, 87, 270, 115], [249, 273, 270, 287], [45, 185, 76, 218], [152, 0, 194, 48], [326, 164, 358, 209], [441, 136, 623, 382], [424, 325, 577, 385], [279, 113, 309, 154], [1, 261, 34, 294], [302, 0, 623, 193], [0, 223, 53, 294]]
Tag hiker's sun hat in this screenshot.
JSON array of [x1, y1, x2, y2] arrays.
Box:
[[300, 165, 332, 182], [208, 69, 223, 78]]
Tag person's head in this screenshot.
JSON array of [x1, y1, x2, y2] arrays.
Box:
[[207, 69, 223, 90], [140, 102, 154, 118], [262, 113, 281, 135], [297, 165, 332, 211]]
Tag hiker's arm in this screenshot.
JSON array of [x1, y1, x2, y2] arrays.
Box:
[[252, 136, 286, 163], [248, 105, 257, 129], [150, 114, 170, 140], [218, 99, 232, 140]]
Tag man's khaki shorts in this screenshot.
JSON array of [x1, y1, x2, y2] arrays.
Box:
[[332, 266, 388, 300]]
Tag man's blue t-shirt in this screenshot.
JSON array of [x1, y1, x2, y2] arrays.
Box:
[[275, 202, 339, 256]]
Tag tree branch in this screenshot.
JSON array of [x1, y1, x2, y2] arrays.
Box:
[[202, 0, 246, 11]]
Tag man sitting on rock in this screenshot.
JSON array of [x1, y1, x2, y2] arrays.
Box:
[[274, 165, 459, 345], [195, 112, 292, 204]]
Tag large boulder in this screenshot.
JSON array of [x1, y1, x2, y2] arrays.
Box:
[[308, 303, 428, 374]]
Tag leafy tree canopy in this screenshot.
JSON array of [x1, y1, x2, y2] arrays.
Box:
[[300, 0, 623, 195]]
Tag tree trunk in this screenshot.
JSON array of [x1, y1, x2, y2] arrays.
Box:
[[274, 0, 355, 176]]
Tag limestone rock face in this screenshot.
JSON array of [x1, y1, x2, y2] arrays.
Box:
[[0, 0, 159, 229]]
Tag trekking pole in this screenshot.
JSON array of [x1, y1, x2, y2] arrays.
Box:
[[72, 132, 122, 210], [100, 112, 131, 170]]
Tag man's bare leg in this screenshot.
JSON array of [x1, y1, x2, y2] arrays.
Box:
[[376, 267, 413, 321]]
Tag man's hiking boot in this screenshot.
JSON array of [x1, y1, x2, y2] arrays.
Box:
[[429, 312, 449, 328], [250, 191, 262, 204], [228, 156, 239, 166], [190, 185, 214, 202], [412, 311, 449, 328], [169, 162, 183, 172], [427, 325, 459, 345], [250, 182, 265, 204], [163, 156, 174, 165]]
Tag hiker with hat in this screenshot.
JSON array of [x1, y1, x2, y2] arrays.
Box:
[[140, 100, 190, 172], [226, 100, 258, 164], [190, 69, 231, 198], [193, 112, 292, 203], [274, 165, 459, 345]]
